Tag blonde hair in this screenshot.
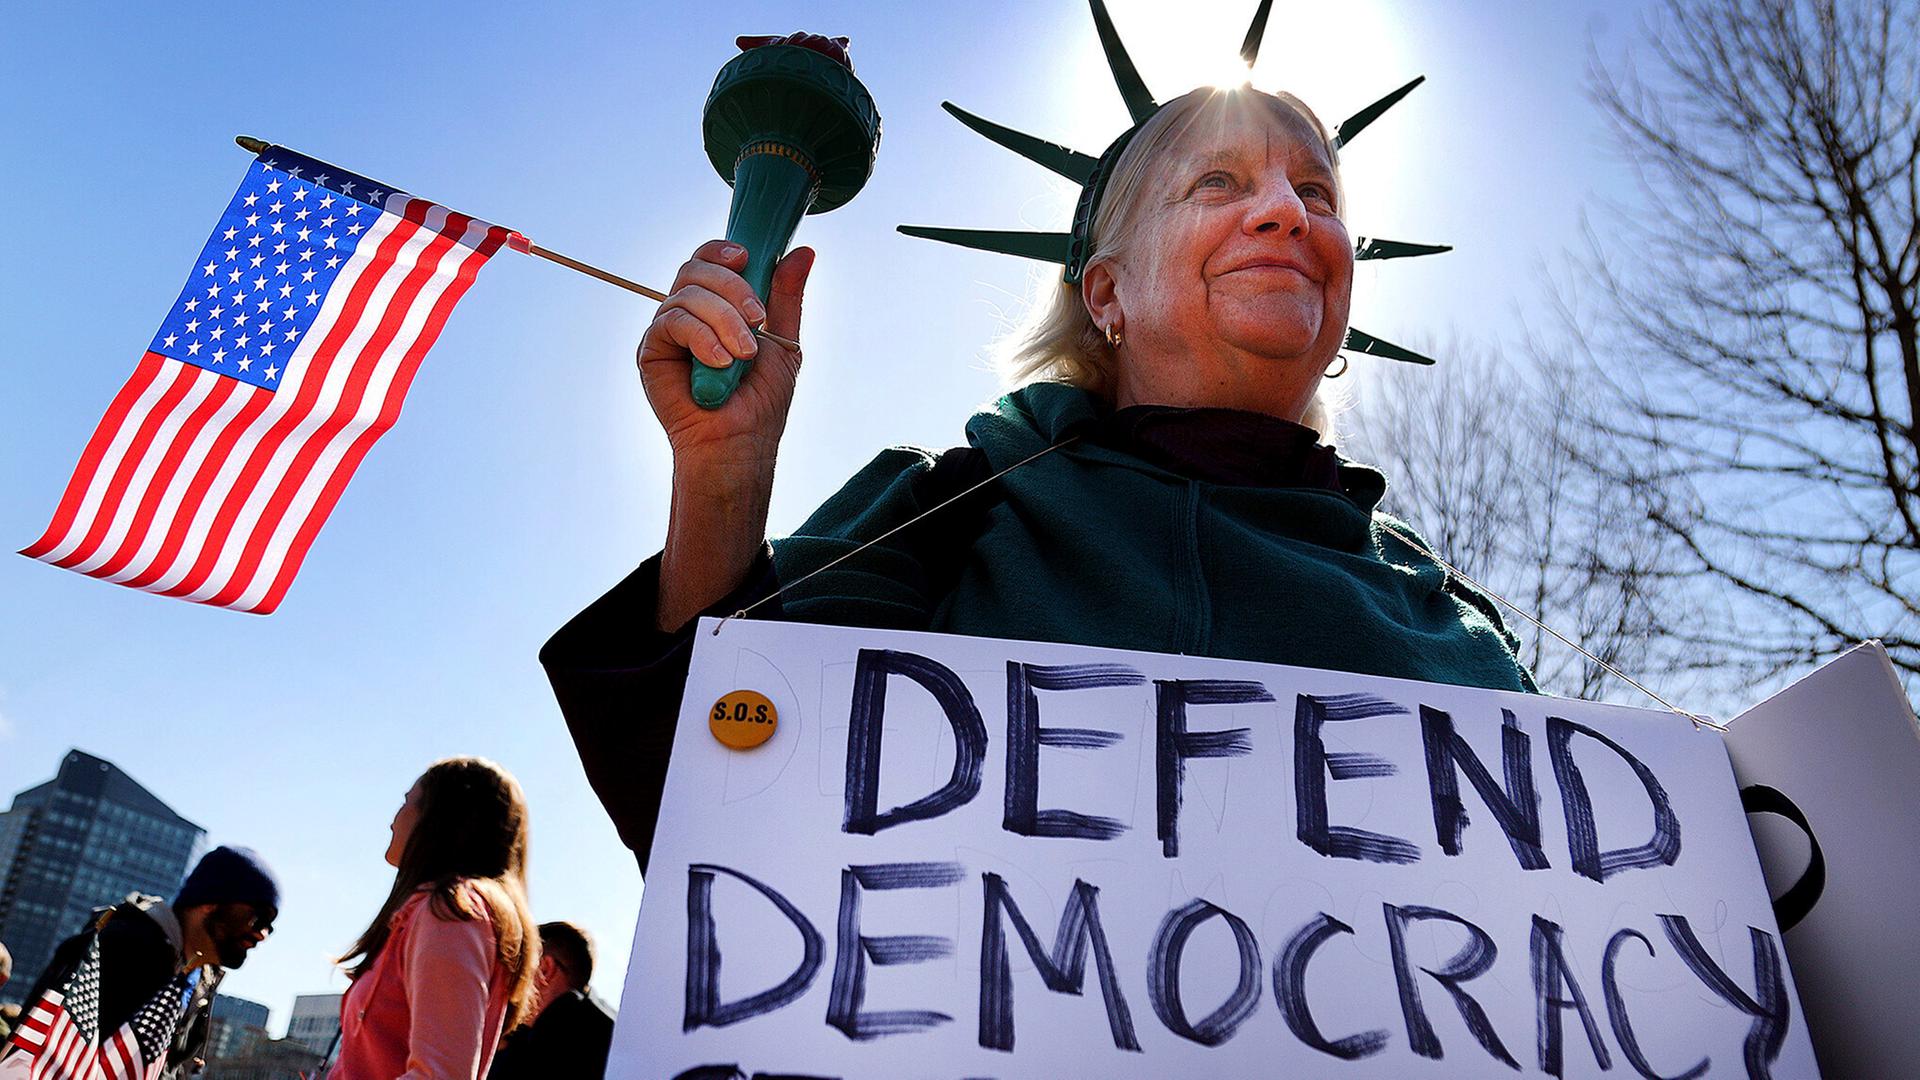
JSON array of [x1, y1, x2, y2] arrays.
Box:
[[1000, 86, 1346, 433]]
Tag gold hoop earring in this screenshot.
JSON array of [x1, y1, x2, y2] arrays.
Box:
[[1324, 354, 1349, 379], [1104, 323, 1123, 349]]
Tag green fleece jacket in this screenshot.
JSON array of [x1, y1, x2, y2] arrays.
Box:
[[771, 383, 1537, 693]]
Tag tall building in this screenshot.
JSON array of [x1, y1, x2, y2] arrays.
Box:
[[286, 992, 343, 1058], [208, 995, 272, 1062], [0, 749, 204, 1003]]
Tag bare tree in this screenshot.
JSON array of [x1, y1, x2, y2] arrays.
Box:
[[1343, 343, 1690, 704], [1575, 0, 1920, 685]]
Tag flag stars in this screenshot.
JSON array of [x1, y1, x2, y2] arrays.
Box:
[[325, 255, 341, 269], [340, 181, 356, 195], [283, 328, 297, 342], [320, 215, 336, 228], [237, 356, 252, 372], [236, 332, 250, 347], [209, 305, 224, 319], [323, 235, 337, 249], [278, 283, 293, 298], [300, 269, 316, 283], [294, 207, 310, 222], [319, 194, 335, 209], [224, 247, 239, 261], [202, 261, 217, 277], [184, 299, 198, 312], [209, 326, 224, 340], [297, 227, 311, 242], [283, 305, 297, 320], [207, 284, 221, 298], [228, 268, 242, 283], [292, 187, 307, 201], [212, 347, 226, 363], [248, 235, 263, 249], [304, 290, 319, 306], [222, 226, 238, 240], [265, 364, 279, 381], [288, 165, 303, 178], [245, 213, 260, 228], [234, 312, 250, 327], [345, 204, 361, 217], [257, 297, 272, 313], [252, 274, 267, 289], [270, 220, 286, 235], [269, 200, 284, 215], [162, 333, 178, 348], [299, 249, 315, 262], [249, 255, 264, 269], [260, 341, 274, 356], [368, 190, 385, 202], [274, 261, 289, 276], [346, 223, 363, 236], [243, 192, 259, 207], [186, 318, 201, 333], [187, 340, 201, 355], [266, 179, 281, 193]]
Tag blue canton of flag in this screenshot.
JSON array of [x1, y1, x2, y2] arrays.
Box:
[[148, 151, 397, 390]]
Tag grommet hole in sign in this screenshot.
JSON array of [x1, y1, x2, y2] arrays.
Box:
[[710, 689, 778, 749]]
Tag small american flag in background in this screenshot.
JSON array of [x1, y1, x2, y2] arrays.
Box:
[[8, 930, 187, 1080], [22, 145, 507, 613]]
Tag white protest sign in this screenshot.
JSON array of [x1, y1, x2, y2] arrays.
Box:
[[611, 620, 1817, 1079], [1724, 641, 1920, 1078]]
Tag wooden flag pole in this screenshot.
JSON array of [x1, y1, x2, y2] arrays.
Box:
[[232, 136, 802, 353]]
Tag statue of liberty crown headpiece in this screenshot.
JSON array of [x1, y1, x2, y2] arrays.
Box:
[[898, 0, 1444, 366]]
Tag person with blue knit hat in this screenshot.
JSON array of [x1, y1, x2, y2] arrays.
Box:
[[7, 845, 280, 1080]]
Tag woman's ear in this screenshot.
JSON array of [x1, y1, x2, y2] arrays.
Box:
[[1081, 259, 1123, 335]]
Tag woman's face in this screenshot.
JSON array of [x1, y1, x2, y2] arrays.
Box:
[[385, 780, 424, 868], [1090, 98, 1353, 417]]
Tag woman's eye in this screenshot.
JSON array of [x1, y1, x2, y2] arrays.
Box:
[[1193, 172, 1234, 191], [1299, 183, 1334, 206]]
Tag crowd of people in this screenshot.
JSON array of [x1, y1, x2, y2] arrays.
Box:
[[0, 757, 614, 1080]]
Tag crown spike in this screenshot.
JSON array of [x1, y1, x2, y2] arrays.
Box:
[[942, 103, 1100, 184], [1087, 0, 1158, 124], [1239, 0, 1275, 67], [1354, 237, 1453, 261], [1333, 75, 1426, 149], [1344, 327, 1438, 365], [897, 225, 1074, 265]]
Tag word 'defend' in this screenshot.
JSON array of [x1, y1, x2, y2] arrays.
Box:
[[842, 648, 1682, 882]]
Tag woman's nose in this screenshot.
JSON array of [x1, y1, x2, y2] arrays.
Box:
[[1248, 181, 1308, 238]]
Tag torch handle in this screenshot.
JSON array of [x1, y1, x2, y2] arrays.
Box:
[[691, 146, 816, 409]]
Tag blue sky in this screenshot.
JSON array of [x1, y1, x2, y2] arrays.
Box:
[[1, 0, 1648, 1032]]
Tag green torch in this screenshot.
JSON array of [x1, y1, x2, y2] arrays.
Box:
[[693, 33, 881, 409]]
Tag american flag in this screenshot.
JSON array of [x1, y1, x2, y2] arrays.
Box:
[[22, 145, 507, 613], [8, 932, 187, 1080]]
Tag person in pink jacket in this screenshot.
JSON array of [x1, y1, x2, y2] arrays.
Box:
[[330, 757, 540, 1080]]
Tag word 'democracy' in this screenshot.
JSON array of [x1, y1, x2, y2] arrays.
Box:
[[612, 621, 1818, 1080]]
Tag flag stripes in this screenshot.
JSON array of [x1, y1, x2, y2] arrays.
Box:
[[23, 175, 505, 614]]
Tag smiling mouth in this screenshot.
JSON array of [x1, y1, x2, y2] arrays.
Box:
[[1224, 262, 1313, 282]]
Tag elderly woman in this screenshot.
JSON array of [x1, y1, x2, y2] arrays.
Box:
[[543, 74, 1535, 865]]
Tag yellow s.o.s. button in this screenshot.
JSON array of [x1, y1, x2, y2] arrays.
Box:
[[709, 689, 778, 749]]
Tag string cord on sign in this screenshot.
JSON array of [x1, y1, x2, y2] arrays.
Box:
[[712, 436, 1082, 634], [708, 435, 1724, 734], [1375, 521, 1727, 733]]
